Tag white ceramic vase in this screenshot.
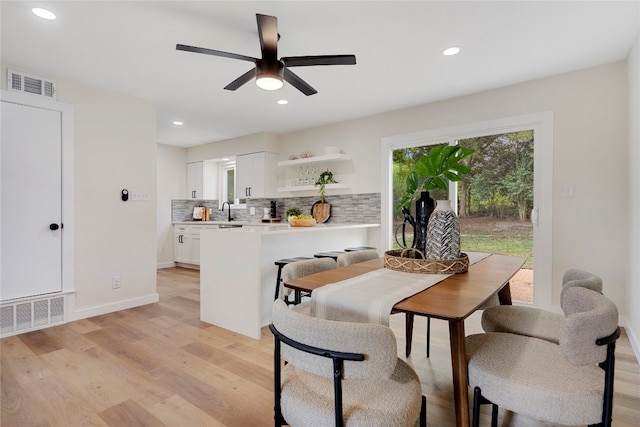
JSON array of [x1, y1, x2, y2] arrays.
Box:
[[425, 200, 461, 260]]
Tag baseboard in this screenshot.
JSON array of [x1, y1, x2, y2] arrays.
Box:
[[157, 261, 176, 269], [621, 316, 640, 363], [67, 293, 159, 322]]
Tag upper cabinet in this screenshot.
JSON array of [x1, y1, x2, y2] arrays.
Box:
[[186, 161, 203, 199], [236, 152, 277, 199], [186, 160, 217, 199]]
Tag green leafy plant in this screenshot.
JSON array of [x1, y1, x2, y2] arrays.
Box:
[[314, 169, 338, 203], [397, 145, 474, 212], [285, 207, 301, 218]]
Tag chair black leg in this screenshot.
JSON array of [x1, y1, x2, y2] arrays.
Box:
[[420, 395, 427, 427], [273, 337, 285, 427], [274, 266, 283, 301], [491, 403, 498, 427], [473, 386, 498, 427], [473, 387, 481, 427]]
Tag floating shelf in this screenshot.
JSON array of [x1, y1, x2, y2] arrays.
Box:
[[277, 183, 350, 193], [277, 153, 351, 167]]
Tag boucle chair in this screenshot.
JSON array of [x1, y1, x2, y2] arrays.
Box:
[[278, 257, 337, 305], [481, 268, 603, 343], [336, 249, 379, 267], [270, 299, 427, 427], [466, 286, 620, 427]]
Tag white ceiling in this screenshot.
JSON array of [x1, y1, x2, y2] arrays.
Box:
[[2, 1, 638, 148]]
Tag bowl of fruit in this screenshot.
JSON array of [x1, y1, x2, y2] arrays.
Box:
[[289, 214, 317, 227]]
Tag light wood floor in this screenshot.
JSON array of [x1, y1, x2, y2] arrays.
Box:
[[2, 267, 639, 426]]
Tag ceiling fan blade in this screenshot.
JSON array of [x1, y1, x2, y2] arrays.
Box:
[[281, 55, 357, 67], [176, 44, 256, 63], [224, 68, 257, 91], [283, 68, 317, 96], [256, 14, 278, 60]]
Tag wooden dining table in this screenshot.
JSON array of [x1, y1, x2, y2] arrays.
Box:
[[284, 253, 527, 427]]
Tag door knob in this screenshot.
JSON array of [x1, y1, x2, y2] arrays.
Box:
[[49, 223, 60, 230]]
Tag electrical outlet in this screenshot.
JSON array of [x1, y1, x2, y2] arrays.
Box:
[[112, 275, 121, 289], [250, 207, 256, 215]]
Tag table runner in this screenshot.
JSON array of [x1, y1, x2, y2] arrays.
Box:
[[310, 252, 492, 325]]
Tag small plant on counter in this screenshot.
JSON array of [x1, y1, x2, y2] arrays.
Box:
[[314, 169, 338, 203], [286, 207, 301, 218]]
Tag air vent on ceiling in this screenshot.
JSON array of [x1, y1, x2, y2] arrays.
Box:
[[7, 69, 57, 100]]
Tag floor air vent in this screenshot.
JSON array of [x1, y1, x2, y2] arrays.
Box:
[[0, 295, 65, 336], [7, 69, 57, 100]]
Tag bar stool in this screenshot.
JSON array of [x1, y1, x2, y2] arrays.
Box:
[[344, 246, 376, 252], [313, 251, 345, 261], [274, 257, 312, 301]]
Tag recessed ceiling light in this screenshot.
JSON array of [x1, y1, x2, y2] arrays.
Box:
[[32, 7, 56, 20], [172, 121, 183, 125], [277, 100, 288, 105], [443, 47, 461, 56]]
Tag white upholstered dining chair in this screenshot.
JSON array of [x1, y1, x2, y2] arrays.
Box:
[[336, 249, 379, 267], [270, 299, 427, 427], [481, 268, 603, 343], [466, 286, 620, 427], [278, 257, 337, 305]]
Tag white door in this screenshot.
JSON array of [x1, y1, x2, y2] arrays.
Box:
[[1, 101, 62, 300]]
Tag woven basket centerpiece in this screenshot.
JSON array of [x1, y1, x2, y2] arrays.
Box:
[[384, 248, 469, 274]]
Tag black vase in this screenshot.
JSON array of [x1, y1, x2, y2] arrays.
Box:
[[414, 191, 435, 256]]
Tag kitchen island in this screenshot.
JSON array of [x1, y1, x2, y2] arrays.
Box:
[[200, 223, 380, 339]]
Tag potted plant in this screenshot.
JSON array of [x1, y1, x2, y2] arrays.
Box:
[[312, 169, 338, 222], [315, 169, 338, 203], [286, 207, 302, 223], [397, 144, 474, 211], [396, 145, 474, 257]]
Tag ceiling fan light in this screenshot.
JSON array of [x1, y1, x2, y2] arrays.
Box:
[[256, 76, 283, 91], [256, 59, 284, 91]]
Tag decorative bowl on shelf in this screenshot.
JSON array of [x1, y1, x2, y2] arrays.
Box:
[[289, 218, 316, 227]]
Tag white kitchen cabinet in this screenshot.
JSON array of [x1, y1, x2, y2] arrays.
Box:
[[190, 230, 201, 264], [236, 152, 277, 199], [186, 161, 203, 199], [174, 225, 193, 263], [174, 225, 205, 265], [187, 160, 218, 200]]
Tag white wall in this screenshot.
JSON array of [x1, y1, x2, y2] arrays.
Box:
[[2, 63, 159, 320], [157, 144, 186, 268], [627, 32, 640, 357], [187, 132, 278, 162], [277, 61, 630, 329]]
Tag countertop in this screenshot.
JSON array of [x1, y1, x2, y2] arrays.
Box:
[[200, 222, 380, 234], [174, 220, 379, 230]]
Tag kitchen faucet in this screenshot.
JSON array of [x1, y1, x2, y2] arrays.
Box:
[[221, 202, 233, 222]]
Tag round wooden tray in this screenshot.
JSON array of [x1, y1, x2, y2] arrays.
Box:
[[384, 248, 469, 274]]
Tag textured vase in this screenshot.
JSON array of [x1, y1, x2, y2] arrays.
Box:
[[425, 200, 460, 260], [413, 191, 435, 256]]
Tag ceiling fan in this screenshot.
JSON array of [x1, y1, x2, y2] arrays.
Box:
[[176, 13, 356, 96]]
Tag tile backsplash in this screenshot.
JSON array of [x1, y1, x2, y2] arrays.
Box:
[[172, 193, 381, 224]]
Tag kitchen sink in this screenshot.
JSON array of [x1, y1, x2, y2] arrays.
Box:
[[218, 223, 243, 229]]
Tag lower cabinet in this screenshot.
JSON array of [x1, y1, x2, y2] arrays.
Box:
[[174, 225, 204, 266]]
